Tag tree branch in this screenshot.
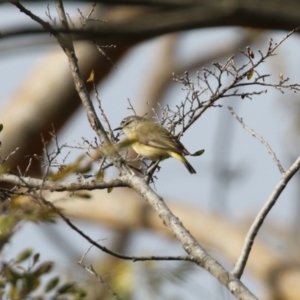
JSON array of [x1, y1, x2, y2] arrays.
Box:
[[0, 173, 127, 191], [228, 106, 285, 174], [2, 0, 300, 45], [127, 174, 258, 299], [8, 1, 264, 298], [79, 246, 123, 300], [30, 192, 196, 263], [232, 156, 300, 278]]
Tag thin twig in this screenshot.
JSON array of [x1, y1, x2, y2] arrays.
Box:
[[78, 244, 123, 300], [232, 156, 300, 278], [228, 106, 285, 174], [1, 147, 19, 165], [40, 193, 195, 263], [93, 82, 115, 140], [11, 2, 260, 298], [81, 264, 123, 300], [78, 241, 122, 300]]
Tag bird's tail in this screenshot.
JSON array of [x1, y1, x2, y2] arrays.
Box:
[[170, 152, 196, 174], [182, 157, 196, 174]]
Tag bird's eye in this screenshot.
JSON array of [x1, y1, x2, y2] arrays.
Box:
[[121, 117, 134, 127], [123, 120, 132, 127]]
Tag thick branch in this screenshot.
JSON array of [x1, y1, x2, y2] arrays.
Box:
[[2, 0, 300, 45], [127, 174, 257, 299], [0, 173, 127, 191], [11, 1, 258, 298]]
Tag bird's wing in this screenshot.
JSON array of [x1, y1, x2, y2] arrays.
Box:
[[136, 123, 189, 154]]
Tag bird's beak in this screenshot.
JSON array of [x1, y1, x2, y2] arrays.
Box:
[[113, 126, 122, 131]]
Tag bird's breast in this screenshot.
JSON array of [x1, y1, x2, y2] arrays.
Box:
[[132, 142, 169, 161]]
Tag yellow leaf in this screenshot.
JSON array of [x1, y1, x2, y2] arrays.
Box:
[[95, 170, 104, 180], [74, 192, 91, 199], [246, 69, 254, 80], [86, 70, 95, 82]]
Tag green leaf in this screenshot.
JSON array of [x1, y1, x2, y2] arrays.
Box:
[[0, 277, 4, 289], [15, 249, 33, 263], [0, 166, 9, 175], [45, 276, 60, 292], [3, 264, 21, 284], [107, 187, 113, 193], [21, 275, 40, 294], [0, 124, 3, 132], [76, 289, 87, 298], [32, 253, 40, 266], [246, 69, 254, 80], [57, 282, 74, 294], [9, 285, 19, 300], [95, 169, 104, 180], [34, 262, 53, 276], [190, 149, 205, 157]]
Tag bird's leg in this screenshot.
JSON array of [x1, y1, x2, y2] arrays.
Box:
[[145, 160, 160, 184]]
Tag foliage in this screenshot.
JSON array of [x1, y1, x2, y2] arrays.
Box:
[[0, 202, 87, 299]]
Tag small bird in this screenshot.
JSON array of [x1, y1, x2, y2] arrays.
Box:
[[115, 115, 196, 174]]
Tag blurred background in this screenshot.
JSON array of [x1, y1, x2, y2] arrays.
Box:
[[1, 1, 300, 299]]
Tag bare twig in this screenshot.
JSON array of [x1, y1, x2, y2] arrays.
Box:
[[171, 29, 300, 138], [92, 82, 115, 140], [79, 243, 122, 299], [127, 174, 258, 299], [228, 106, 285, 174], [232, 156, 300, 278], [40, 193, 195, 263], [77, 4, 97, 28], [1, 147, 19, 165], [127, 98, 137, 115], [10, 2, 276, 298], [78, 245, 123, 300]]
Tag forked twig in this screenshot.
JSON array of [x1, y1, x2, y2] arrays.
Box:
[[228, 107, 300, 278], [228, 106, 285, 174], [78, 243, 123, 300], [232, 156, 300, 278]]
